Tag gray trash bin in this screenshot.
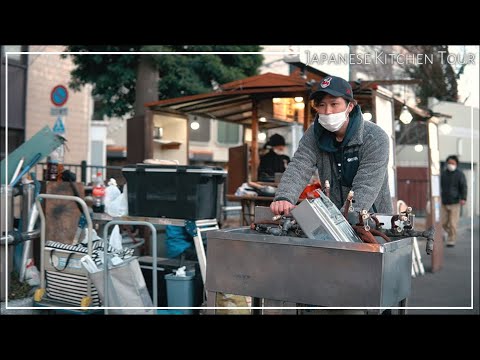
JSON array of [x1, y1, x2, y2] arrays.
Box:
[[165, 270, 195, 314]]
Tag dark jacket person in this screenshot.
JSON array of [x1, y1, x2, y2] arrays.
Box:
[[440, 154, 467, 247], [258, 133, 290, 182]]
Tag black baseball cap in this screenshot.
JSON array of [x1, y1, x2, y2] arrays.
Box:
[[268, 133, 286, 147], [309, 76, 354, 101]]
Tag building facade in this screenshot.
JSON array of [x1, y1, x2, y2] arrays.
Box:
[[2, 46, 92, 169]]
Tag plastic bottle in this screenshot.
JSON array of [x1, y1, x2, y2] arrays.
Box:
[[92, 172, 106, 213], [46, 145, 64, 181]]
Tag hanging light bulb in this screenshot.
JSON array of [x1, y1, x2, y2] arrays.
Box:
[[399, 105, 413, 124], [190, 116, 200, 130], [258, 132, 267, 141], [363, 112, 373, 121], [414, 144, 424, 152]]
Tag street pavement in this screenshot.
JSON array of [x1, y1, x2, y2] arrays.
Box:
[[407, 216, 479, 314]]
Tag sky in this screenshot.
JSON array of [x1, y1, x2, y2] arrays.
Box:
[[450, 45, 479, 108]]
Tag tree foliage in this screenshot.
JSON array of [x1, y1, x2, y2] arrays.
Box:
[[63, 45, 263, 118], [402, 45, 461, 106]]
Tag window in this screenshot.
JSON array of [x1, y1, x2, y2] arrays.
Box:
[[92, 99, 106, 121], [91, 140, 105, 167], [217, 120, 240, 145]]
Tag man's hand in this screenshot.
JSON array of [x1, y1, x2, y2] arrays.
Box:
[[270, 200, 295, 216], [460, 199, 466, 206]]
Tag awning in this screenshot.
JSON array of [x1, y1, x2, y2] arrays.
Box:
[[145, 72, 310, 130], [145, 72, 322, 180]]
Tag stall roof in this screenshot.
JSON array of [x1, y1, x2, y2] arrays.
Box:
[[145, 72, 310, 129]]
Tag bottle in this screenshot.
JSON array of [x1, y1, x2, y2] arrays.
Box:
[[92, 172, 106, 213], [46, 145, 64, 181]]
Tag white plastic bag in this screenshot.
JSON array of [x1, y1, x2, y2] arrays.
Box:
[[24, 259, 40, 287], [106, 184, 129, 217], [104, 178, 121, 214], [80, 228, 102, 244], [109, 225, 123, 251]]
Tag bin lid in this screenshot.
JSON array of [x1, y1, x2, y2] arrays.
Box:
[[165, 272, 195, 281]]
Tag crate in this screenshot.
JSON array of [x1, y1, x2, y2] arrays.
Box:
[[122, 164, 226, 220]]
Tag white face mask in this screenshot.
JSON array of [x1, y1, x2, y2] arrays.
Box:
[[317, 103, 350, 132], [273, 148, 284, 155], [447, 164, 457, 172]]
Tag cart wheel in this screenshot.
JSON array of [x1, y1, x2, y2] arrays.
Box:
[[34, 288, 45, 302], [80, 296, 92, 309]]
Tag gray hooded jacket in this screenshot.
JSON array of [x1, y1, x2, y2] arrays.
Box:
[[274, 107, 393, 214]]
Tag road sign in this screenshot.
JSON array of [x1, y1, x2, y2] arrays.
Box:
[[50, 107, 68, 116], [51, 85, 69, 107], [52, 117, 65, 134]]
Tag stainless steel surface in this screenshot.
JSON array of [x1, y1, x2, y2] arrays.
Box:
[[1, 234, 14, 301], [291, 193, 362, 243], [1, 184, 13, 235], [254, 206, 280, 224], [206, 227, 412, 307], [19, 183, 37, 282], [0, 234, 14, 243], [21, 183, 35, 232], [91, 212, 217, 227]]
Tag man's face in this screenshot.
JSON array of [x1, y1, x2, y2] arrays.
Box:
[[313, 94, 352, 114], [447, 159, 457, 166]]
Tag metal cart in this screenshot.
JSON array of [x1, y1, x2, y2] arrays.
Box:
[[33, 194, 102, 314], [205, 227, 413, 315], [33, 196, 162, 314], [92, 213, 219, 287]]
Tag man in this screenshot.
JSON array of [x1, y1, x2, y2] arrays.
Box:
[[258, 133, 290, 182], [271, 75, 392, 216], [440, 155, 467, 247]]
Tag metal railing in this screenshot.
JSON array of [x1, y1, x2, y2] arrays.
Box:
[[34, 160, 126, 186]]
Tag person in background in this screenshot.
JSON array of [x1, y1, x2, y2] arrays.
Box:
[[257, 133, 290, 182], [440, 155, 467, 247]]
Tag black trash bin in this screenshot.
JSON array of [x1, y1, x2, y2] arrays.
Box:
[[122, 164, 226, 220]]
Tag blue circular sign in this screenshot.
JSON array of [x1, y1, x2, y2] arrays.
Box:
[[51, 85, 69, 107]]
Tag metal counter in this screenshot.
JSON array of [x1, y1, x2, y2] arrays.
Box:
[[205, 227, 412, 310]]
